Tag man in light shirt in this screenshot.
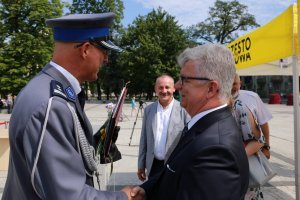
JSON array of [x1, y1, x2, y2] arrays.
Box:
[[137, 74, 189, 181]]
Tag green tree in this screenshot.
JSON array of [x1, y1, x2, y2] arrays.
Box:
[[69, 0, 123, 31], [119, 8, 190, 100], [69, 0, 124, 100], [188, 0, 259, 44], [0, 0, 63, 96]]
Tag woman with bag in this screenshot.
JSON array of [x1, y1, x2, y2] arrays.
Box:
[[231, 78, 266, 199], [231, 97, 265, 199]]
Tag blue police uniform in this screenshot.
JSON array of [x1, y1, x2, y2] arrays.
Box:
[[2, 13, 126, 200]]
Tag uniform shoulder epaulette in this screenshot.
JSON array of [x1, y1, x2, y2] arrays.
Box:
[[50, 80, 76, 102]]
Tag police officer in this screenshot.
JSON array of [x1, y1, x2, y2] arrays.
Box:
[[2, 13, 131, 199]]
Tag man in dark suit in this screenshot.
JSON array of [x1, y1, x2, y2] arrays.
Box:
[[2, 13, 130, 199], [131, 44, 249, 200]]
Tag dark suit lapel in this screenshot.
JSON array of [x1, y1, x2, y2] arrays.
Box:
[[42, 64, 93, 143], [167, 106, 231, 163]]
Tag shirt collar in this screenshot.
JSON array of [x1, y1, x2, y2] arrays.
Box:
[[157, 97, 174, 111], [188, 104, 228, 130], [50, 61, 81, 95]]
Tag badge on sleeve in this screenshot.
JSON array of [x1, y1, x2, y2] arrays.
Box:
[[65, 86, 76, 101], [50, 80, 76, 102]]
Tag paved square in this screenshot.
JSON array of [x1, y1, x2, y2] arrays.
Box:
[[0, 102, 297, 199]]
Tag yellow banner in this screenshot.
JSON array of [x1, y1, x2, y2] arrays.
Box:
[[297, 1, 300, 55], [227, 5, 295, 69]]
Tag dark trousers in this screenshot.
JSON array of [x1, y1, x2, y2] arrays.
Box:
[[149, 158, 164, 179]]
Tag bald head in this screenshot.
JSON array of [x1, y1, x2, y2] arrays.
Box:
[[52, 41, 108, 84], [52, 42, 83, 76], [155, 75, 175, 107]]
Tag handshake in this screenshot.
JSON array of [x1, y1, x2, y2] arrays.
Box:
[[121, 186, 146, 200]]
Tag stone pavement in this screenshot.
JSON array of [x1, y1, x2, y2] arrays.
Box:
[[0, 102, 297, 199]]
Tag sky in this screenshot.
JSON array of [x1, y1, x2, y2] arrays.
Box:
[[63, 0, 296, 31], [122, 0, 295, 28]]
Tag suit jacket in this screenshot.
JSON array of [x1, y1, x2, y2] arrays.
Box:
[[138, 100, 190, 176], [2, 64, 126, 200], [141, 107, 249, 200]]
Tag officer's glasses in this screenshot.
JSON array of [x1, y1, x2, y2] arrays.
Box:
[[74, 40, 108, 55], [179, 75, 211, 85]]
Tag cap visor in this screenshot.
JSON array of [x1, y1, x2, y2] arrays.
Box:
[[100, 40, 123, 52]]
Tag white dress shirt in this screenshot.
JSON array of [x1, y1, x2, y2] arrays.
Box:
[[154, 98, 174, 160], [188, 104, 228, 130]]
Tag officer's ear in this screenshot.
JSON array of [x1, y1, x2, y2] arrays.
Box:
[[77, 42, 91, 59]]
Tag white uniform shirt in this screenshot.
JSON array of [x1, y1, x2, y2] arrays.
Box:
[[238, 90, 272, 125], [50, 61, 81, 95], [154, 99, 174, 160]]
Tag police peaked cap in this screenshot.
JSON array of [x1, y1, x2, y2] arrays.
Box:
[[46, 12, 122, 52]]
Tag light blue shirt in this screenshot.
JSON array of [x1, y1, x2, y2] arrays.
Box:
[[50, 61, 81, 95]]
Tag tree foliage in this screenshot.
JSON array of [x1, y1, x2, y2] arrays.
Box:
[[0, 0, 260, 98], [69, 0, 124, 31], [0, 0, 63, 96], [188, 0, 259, 44], [119, 8, 190, 99]]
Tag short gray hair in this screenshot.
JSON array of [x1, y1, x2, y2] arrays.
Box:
[[155, 74, 174, 86], [177, 44, 236, 103]]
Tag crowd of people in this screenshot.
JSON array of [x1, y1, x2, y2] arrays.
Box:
[[2, 11, 273, 200]]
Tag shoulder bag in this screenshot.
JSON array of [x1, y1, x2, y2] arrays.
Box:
[[248, 150, 277, 188]]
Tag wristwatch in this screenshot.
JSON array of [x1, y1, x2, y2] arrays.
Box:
[[263, 144, 270, 150]]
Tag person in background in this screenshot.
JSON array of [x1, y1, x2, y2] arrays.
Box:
[[131, 44, 249, 200], [131, 96, 137, 116], [6, 95, 13, 114], [137, 74, 190, 182], [231, 74, 272, 159], [2, 13, 131, 199], [0, 97, 3, 109], [231, 74, 265, 200]]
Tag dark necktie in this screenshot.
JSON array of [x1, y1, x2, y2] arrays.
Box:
[[181, 125, 188, 138], [78, 90, 86, 110]]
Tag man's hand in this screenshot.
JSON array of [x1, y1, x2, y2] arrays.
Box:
[[262, 147, 270, 159], [121, 186, 146, 200], [130, 186, 146, 200], [121, 186, 134, 199], [137, 169, 146, 181]]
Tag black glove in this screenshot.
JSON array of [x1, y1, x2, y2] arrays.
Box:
[[99, 125, 122, 164], [108, 143, 122, 162], [112, 126, 120, 143], [94, 119, 109, 147]]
